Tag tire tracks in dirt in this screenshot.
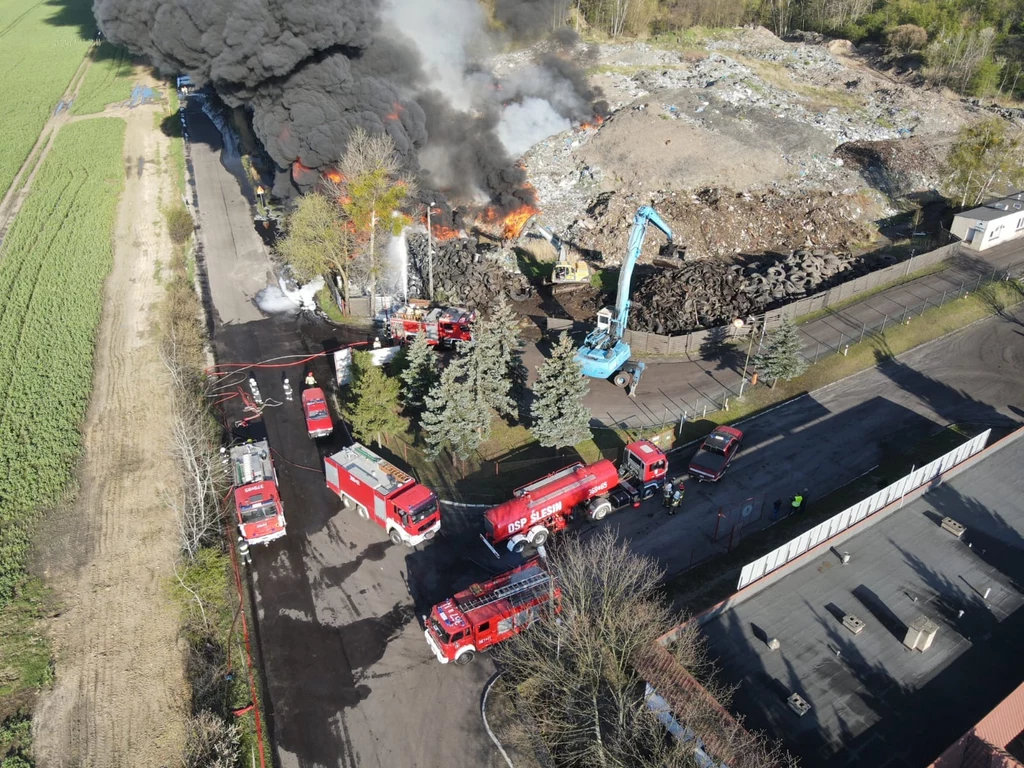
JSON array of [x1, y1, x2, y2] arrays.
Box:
[[32, 76, 188, 767], [0, 41, 95, 248]]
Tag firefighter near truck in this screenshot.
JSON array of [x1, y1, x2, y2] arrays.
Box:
[[229, 439, 287, 546], [424, 557, 557, 664], [483, 440, 668, 555], [324, 443, 442, 546]]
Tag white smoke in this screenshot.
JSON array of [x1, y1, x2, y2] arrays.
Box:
[[380, 0, 494, 112], [254, 274, 325, 314], [497, 97, 571, 156]]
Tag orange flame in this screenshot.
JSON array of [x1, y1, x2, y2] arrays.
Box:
[[385, 101, 404, 121], [579, 114, 605, 131], [431, 224, 460, 241], [323, 168, 344, 184], [475, 200, 541, 240]]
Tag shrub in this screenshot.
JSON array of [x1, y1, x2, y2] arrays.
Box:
[[887, 24, 928, 54], [166, 204, 194, 245]]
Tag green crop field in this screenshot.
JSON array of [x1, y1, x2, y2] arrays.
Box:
[[0, 117, 126, 606], [0, 0, 96, 199], [72, 43, 138, 115]]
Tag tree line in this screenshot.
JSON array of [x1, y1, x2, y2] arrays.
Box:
[[531, 0, 1024, 100]]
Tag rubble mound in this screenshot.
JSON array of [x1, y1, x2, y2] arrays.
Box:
[[631, 248, 870, 333], [568, 188, 879, 264], [406, 234, 532, 307]]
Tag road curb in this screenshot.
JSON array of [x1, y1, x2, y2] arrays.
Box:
[[481, 671, 515, 768]]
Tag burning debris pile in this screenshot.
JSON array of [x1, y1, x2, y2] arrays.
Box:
[[95, 0, 607, 215], [631, 248, 867, 333], [406, 234, 532, 308]]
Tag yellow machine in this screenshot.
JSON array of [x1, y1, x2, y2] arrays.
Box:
[[531, 222, 592, 290]]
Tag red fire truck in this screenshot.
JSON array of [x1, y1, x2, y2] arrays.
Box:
[[387, 299, 474, 346], [324, 443, 441, 546], [229, 439, 287, 546], [483, 440, 668, 554], [424, 557, 557, 664]]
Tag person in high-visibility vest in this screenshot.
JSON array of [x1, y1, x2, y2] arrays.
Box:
[[791, 494, 804, 514], [305, 371, 316, 388]]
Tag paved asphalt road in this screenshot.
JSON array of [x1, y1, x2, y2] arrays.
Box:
[[184, 95, 1024, 767], [565, 238, 1024, 427]]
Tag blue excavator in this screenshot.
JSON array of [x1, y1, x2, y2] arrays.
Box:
[[574, 206, 676, 393]]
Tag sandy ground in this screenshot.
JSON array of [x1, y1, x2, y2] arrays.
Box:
[[32, 77, 187, 767]]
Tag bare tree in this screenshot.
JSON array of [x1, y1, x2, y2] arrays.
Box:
[[161, 331, 226, 560], [495, 531, 792, 768]]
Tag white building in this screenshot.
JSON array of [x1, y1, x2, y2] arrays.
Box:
[[951, 192, 1024, 251]]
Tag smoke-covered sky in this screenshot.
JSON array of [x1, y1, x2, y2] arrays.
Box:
[[93, 0, 604, 208]]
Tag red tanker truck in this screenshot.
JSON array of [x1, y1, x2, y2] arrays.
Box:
[[483, 440, 668, 554]]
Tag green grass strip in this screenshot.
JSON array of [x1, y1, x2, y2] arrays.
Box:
[[0, 118, 126, 605]]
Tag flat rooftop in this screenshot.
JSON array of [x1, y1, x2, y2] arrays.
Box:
[[700, 433, 1024, 767]]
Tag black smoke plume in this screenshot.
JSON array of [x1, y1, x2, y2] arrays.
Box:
[[93, 0, 604, 213]]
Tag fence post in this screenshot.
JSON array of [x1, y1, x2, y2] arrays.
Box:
[[814, 342, 821, 362], [940, 289, 947, 306], [958, 280, 965, 299], [859, 322, 866, 344], [837, 332, 844, 352], [881, 314, 889, 332]]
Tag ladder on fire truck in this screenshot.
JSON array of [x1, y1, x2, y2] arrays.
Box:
[[457, 567, 551, 613]]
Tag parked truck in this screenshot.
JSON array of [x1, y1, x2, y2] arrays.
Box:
[[229, 439, 287, 546], [387, 299, 474, 346], [324, 443, 441, 546], [424, 557, 557, 664], [483, 440, 668, 554]]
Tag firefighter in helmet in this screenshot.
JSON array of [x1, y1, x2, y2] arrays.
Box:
[[669, 482, 685, 515], [304, 370, 316, 388], [662, 479, 674, 508]]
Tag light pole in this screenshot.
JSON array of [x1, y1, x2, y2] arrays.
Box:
[[735, 316, 758, 399], [426, 201, 436, 301]]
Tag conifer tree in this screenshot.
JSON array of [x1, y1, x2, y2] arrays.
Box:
[[421, 357, 492, 460], [530, 333, 593, 449], [398, 332, 439, 417], [470, 299, 526, 419], [345, 351, 408, 447], [753, 320, 807, 388]]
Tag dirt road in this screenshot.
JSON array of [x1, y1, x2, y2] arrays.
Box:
[[32, 81, 187, 767]]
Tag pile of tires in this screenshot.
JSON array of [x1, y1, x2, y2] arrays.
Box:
[[406, 234, 532, 307]]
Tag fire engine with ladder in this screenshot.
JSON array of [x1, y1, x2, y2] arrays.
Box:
[[387, 299, 475, 346], [483, 440, 668, 555], [228, 440, 287, 546], [324, 443, 442, 546], [424, 557, 557, 664]]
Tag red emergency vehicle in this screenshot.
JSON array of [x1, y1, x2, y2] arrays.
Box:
[[483, 440, 668, 554], [424, 557, 557, 664], [324, 443, 441, 546], [301, 387, 333, 438], [229, 440, 287, 546], [388, 299, 474, 346]]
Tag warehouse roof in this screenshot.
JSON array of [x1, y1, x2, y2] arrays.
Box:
[[954, 192, 1024, 222], [698, 433, 1024, 767]]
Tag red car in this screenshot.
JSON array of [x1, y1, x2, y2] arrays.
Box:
[[688, 426, 743, 482], [301, 387, 333, 438]]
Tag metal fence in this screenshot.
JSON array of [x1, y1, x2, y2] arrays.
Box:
[[623, 243, 960, 354], [735, 429, 991, 590]]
